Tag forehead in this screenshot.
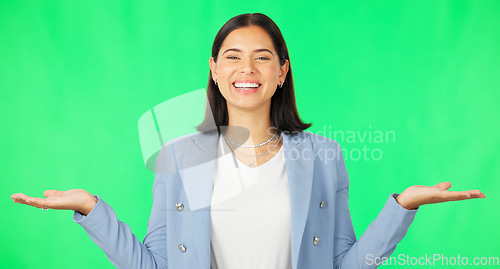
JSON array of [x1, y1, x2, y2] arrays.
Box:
[[220, 25, 275, 53]]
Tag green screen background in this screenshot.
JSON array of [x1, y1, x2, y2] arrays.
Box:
[[1, 0, 499, 268]]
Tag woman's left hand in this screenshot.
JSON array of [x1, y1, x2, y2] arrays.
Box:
[[395, 181, 485, 210]]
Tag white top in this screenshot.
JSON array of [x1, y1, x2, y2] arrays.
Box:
[[210, 134, 292, 269]]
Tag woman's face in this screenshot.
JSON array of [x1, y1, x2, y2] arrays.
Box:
[[209, 25, 289, 112]]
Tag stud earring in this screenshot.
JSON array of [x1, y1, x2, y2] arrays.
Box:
[[279, 82, 283, 88], [214, 80, 218, 85]]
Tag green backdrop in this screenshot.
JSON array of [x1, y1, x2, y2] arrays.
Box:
[[1, 0, 499, 268]]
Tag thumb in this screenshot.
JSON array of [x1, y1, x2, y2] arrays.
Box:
[[43, 189, 63, 197], [435, 181, 452, 190]]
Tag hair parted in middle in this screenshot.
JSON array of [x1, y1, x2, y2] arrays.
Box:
[[195, 13, 311, 135]]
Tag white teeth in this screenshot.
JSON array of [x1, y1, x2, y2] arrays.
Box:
[[234, 82, 260, 88]]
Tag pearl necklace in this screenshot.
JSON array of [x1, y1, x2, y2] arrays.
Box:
[[225, 132, 283, 168], [222, 130, 278, 148], [233, 133, 283, 157]]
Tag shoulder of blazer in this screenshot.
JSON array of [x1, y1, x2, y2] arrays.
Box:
[[300, 131, 346, 173], [301, 130, 341, 150], [155, 132, 199, 174], [162, 132, 199, 148]]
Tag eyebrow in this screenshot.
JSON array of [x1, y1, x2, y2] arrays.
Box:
[[221, 48, 274, 56]]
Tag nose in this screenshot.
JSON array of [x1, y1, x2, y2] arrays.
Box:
[[239, 57, 255, 74]]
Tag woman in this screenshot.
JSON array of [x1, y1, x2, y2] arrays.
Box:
[[11, 13, 485, 269]]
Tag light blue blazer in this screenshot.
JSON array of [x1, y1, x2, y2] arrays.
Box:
[[73, 130, 418, 269]]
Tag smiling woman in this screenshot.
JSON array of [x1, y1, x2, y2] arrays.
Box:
[[10, 12, 485, 269]]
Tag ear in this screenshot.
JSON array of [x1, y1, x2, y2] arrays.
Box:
[[279, 59, 289, 83], [209, 57, 217, 82]]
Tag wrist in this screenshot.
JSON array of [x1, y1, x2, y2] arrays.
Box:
[[79, 195, 97, 216], [396, 194, 418, 210]]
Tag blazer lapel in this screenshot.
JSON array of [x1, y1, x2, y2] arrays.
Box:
[[179, 131, 218, 269], [179, 131, 314, 269], [282, 132, 314, 269]]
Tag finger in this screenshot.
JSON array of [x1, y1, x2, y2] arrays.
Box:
[[13, 198, 30, 205], [465, 189, 486, 199], [13, 193, 32, 202], [11, 193, 25, 200], [435, 181, 452, 190], [445, 189, 485, 200], [27, 198, 52, 209], [26, 202, 46, 209], [439, 190, 489, 202], [11, 193, 26, 204], [437, 190, 470, 201], [11, 194, 48, 209]]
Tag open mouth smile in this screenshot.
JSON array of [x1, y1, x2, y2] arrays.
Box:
[[232, 82, 261, 94]]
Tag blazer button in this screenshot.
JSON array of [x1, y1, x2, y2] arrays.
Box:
[[175, 202, 184, 211], [313, 236, 320, 246], [319, 200, 327, 208], [178, 244, 187, 253]]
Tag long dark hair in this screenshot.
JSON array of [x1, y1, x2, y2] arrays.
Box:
[[195, 13, 311, 135]]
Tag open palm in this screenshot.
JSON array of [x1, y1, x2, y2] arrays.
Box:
[[395, 182, 485, 210], [11, 189, 97, 215]]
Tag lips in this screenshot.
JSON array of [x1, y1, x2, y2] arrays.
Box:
[[233, 79, 261, 84]]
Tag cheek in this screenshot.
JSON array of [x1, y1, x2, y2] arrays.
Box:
[[216, 67, 232, 95], [218, 64, 236, 79], [261, 66, 280, 80]]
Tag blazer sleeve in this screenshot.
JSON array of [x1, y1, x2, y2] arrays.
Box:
[[332, 143, 418, 269], [72, 164, 169, 268]]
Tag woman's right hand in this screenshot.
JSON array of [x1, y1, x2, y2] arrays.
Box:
[[11, 189, 98, 216]]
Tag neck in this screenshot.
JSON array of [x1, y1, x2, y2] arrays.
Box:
[[223, 103, 278, 145]]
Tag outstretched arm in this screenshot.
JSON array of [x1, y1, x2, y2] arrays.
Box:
[[72, 176, 168, 269], [331, 144, 485, 269], [11, 178, 168, 269]]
